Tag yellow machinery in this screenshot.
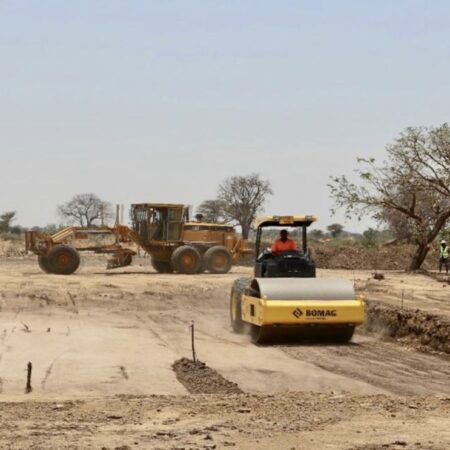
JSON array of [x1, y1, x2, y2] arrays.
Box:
[[25, 203, 249, 275], [230, 215, 365, 344]]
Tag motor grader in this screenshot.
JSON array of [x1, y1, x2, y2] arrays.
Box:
[[25, 203, 249, 275], [230, 215, 365, 344]]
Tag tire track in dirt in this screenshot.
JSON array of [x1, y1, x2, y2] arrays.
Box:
[[142, 307, 384, 394], [279, 334, 450, 395], [141, 286, 450, 396], [41, 358, 59, 390]]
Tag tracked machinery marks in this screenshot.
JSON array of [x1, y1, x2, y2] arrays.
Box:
[[141, 282, 450, 396], [1, 259, 450, 397], [280, 335, 450, 396]]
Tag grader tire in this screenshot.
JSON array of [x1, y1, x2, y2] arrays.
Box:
[[230, 277, 251, 333], [171, 245, 202, 274], [47, 245, 80, 275], [151, 258, 174, 273], [37, 256, 51, 273], [204, 245, 233, 274]]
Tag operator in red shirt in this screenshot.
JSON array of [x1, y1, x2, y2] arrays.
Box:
[[271, 229, 297, 253]]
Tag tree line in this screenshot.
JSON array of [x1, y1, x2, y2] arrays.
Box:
[[1, 123, 449, 270]]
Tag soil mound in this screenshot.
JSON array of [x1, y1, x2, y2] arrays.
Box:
[[172, 358, 243, 394], [312, 242, 438, 271], [364, 300, 450, 355], [240, 242, 439, 271]]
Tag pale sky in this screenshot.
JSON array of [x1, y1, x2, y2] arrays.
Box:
[[1, 1, 449, 232]]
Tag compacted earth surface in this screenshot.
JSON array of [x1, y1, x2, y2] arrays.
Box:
[[0, 255, 449, 449]]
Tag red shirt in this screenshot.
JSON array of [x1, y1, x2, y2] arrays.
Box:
[[271, 238, 297, 253]]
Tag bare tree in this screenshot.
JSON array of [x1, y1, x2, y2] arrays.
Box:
[[217, 174, 273, 239], [0, 211, 17, 233], [329, 124, 450, 271], [378, 198, 417, 244], [327, 223, 344, 238], [309, 229, 324, 240], [196, 199, 227, 223], [57, 193, 112, 227]]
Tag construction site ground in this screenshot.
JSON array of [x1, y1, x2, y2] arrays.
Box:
[[0, 256, 449, 449]]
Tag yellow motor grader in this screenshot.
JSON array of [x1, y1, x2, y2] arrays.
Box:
[[230, 215, 365, 344], [25, 203, 249, 275]]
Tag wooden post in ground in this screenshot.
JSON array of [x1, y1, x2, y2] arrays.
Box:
[[190, 321, 197, 363], [25, 362, 32, 394]]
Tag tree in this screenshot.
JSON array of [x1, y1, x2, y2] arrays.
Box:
[[309, 229, 324, 240], [361, 228, 380, 248], [379, 206, 416, 243], [329, 124, 450, 271], [217, 174, 273, 239], [196, 199, 227, 223], [0, 211, 17, 233], [327, 223, 344, 238], [57, 193, 112, 226]]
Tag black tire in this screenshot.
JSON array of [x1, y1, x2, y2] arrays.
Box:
[[204, 245, 233, 274], [46, 245, 80, 275], [331, 326, 355, 343], [151, 258, 174, 273], [37, 255, 51, 273], [171, 245, 202, 274], [230, 277, 251, 333], [250, 325, 273, 345]]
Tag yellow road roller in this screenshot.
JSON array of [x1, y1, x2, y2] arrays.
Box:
[[230, 215, 365, 344]]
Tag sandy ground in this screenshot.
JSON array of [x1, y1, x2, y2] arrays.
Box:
[[334, 269, 450, 319], [0, 256, 449, 449]]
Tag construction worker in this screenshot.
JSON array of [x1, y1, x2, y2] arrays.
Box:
[[439, 240, 449, 274], [271, 229, 297, 253]]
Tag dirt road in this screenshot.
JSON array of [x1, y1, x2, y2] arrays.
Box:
[[0, 256, 449, 449]]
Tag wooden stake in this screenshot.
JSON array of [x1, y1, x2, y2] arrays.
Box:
[[190, 321, 197, 363], [25, 362, 32, 394]]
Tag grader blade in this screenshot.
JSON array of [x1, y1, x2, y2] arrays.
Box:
[[106, 252, 133, 270]]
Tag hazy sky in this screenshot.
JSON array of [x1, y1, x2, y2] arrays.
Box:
[[1, 1, 449, 232]]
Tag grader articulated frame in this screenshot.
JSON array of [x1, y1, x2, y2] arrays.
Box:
[[25, 203, 250, 275]]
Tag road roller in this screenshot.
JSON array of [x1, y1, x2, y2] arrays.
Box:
[[230, 215, 365, 344]]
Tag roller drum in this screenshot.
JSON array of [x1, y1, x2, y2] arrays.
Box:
[[249, 278, 359, 344], [253, 278, 356, 301]]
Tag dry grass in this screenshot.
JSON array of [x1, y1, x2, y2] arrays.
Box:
[[0, 238, 25, 257]]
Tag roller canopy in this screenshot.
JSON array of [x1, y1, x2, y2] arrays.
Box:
[[253, 278, 356, 301]]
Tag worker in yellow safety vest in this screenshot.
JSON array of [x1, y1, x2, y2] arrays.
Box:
[[439, 240, 449, 274]]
